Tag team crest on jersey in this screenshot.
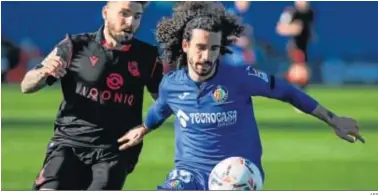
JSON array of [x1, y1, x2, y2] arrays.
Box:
[[212, 85, 228, 103]]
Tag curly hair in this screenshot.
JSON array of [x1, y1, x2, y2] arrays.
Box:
[[156, 2, 244, 69]]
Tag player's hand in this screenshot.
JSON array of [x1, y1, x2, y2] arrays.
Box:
[[331, 116, 365, 143], [40, 54, 67, 79], [118, 125, 148, 151]]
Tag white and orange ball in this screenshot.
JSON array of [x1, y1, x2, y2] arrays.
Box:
[[287, 64, 310, 86], [208, 157, 263, 191]]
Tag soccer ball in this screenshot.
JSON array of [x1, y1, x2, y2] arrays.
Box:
[[208, 157, 263, 190], [287, 64, 310, 86]]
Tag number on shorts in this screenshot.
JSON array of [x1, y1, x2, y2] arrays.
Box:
[[169, 169, 192, 183]]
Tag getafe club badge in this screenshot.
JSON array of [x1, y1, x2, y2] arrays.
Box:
[[212, 85, 228, 104]]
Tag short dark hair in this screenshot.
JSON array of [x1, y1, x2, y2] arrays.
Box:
[[156, 2, 244, 68], [107, 1, 149, 9], [135, 1, 149, 9]]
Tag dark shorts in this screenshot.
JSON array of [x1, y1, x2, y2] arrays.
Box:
[[287, 41, 308, 64], [32, 141, 142, 190]]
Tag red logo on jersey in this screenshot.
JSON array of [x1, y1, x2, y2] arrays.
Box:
[[90, 56, 99, 67], [128, 61, 140, 77], [122, 44, 132, 52], [106, 73, 124, 90]]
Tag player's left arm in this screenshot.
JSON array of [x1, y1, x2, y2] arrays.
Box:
[[241, 66, 365, 143], [277, 20, 303, 36], [276, 8, 303, 36], [146, 47, 164, 100]]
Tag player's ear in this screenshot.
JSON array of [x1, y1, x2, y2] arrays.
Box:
[[102, 5, 108, 20], [182, 39, 189, 53]]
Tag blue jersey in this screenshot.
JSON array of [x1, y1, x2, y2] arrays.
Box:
[[145, 63, 318, 190]]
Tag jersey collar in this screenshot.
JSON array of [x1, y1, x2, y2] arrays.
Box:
[[94, 25, 132, 52]]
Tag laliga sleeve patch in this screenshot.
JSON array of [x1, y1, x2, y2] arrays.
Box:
[[246, 66, 269, 83]]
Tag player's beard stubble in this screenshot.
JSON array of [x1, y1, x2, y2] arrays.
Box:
[[188, 57, 216, 77], [106, 20, 134, 44]]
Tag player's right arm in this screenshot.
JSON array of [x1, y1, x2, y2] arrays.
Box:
[[118, 76, 173, 151], [142, 77, 173, 131], [20, 37, 71, 94]]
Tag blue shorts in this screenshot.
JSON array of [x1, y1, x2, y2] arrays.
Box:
[[157, 164, 265, 190], [157, 168, 208, 190]]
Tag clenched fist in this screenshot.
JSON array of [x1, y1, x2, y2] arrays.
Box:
[[40, 48, 67, 78]]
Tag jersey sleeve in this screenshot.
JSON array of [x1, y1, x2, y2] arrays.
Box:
[[239, 66, 319, 114], [145, 47, 163, 94], [144, 75, 173, 130], [279, 7, 294, 24], [34, 35, 73, 86]]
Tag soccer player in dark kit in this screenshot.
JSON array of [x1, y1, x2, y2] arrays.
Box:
[[20, 1, 162, 190], [276, 1, 315, 90]]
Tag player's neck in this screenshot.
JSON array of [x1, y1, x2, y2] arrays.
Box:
[[187, 64, 217, 83], [296, 7, 309, 13], [103, 27, 124, 48]]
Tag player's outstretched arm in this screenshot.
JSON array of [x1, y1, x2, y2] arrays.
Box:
[[20, 37, 71, 94], [241, 66, 365, 144], [310, 105, 365, 143], [118, 77, 173, 151]]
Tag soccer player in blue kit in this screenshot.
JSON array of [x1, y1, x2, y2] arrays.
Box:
[[118, 2, 365, 190]]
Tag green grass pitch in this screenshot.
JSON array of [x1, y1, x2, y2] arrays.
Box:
[[1, 85, 378, 190]]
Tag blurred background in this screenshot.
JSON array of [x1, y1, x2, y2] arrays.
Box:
[[1, 1, 378, 190]]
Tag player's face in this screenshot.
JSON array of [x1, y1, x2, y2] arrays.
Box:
[[295, 1, 309, 11], [103, 1, 143, 43], [183, 29, 222, 77]]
